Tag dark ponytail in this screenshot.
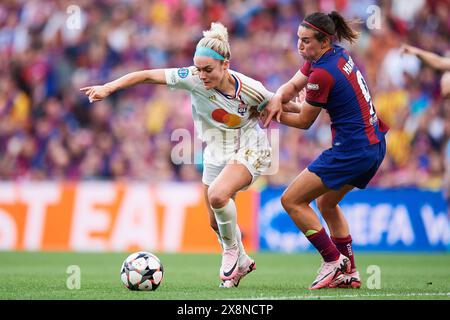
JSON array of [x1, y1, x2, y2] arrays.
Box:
[[328, 11, 360, 44], [302, 11, 361, 44]]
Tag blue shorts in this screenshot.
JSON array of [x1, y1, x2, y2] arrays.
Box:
[[308, 139, 386, 190]]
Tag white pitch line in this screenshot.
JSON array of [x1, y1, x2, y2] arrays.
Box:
[[231, 292, 450, 300]]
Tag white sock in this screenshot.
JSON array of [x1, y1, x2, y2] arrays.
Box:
[[212, 199, 237, 249], [236, 225, 247, 263], [215, 225, 247, 264]]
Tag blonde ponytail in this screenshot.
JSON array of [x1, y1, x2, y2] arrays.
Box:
[[196, 22, 231, 60]]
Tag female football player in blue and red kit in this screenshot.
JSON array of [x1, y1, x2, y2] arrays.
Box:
[[263, 11, 388, 289]]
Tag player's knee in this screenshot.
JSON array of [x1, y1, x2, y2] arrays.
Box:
[[208, 189, 230, 209], [281, 192, 295, 212], [282, 191, 309, 215]]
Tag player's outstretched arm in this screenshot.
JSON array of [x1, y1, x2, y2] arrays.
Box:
[[262, 71, 308, 127], [80, 69, 167, 102], [401, 44, 450, 71]]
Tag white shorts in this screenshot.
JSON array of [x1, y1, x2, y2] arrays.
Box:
[[201, 127, 272, 189]]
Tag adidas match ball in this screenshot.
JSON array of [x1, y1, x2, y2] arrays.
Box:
[[120, 252, 164, 291]]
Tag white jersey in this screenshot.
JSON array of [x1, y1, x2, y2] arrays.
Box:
[[165, 66, 274, 176], [165, 66, 273, 144]]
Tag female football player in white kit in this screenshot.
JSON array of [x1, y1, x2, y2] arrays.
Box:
[[81, 22, 274, 288]]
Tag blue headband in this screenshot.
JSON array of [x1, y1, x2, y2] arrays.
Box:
[[194, 47, 226, 60]]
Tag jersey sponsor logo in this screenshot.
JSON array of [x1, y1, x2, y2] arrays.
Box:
[[211, 108, 241, 127], [177, 68, 189, 78], [208, 95, 217, 101], [307, 83, 319, 90]]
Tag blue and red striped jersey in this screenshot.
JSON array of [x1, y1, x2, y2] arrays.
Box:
[[300, 45, 388, 151]]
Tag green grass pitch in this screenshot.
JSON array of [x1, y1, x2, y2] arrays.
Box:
[[0, 252, 449, 300]]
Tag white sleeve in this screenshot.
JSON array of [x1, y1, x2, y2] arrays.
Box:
[[247, 80, 274, 111], [164, 66, 199, 91], [258, 81, 274, 99]]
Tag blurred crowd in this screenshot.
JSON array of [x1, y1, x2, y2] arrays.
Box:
[[1, 0, 449, 198]]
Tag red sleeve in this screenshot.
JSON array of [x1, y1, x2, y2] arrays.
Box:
[[305, 68, 335, 107], [300, 61, 311, 76]]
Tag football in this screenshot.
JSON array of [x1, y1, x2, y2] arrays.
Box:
[[120, 252, 164, 291]]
